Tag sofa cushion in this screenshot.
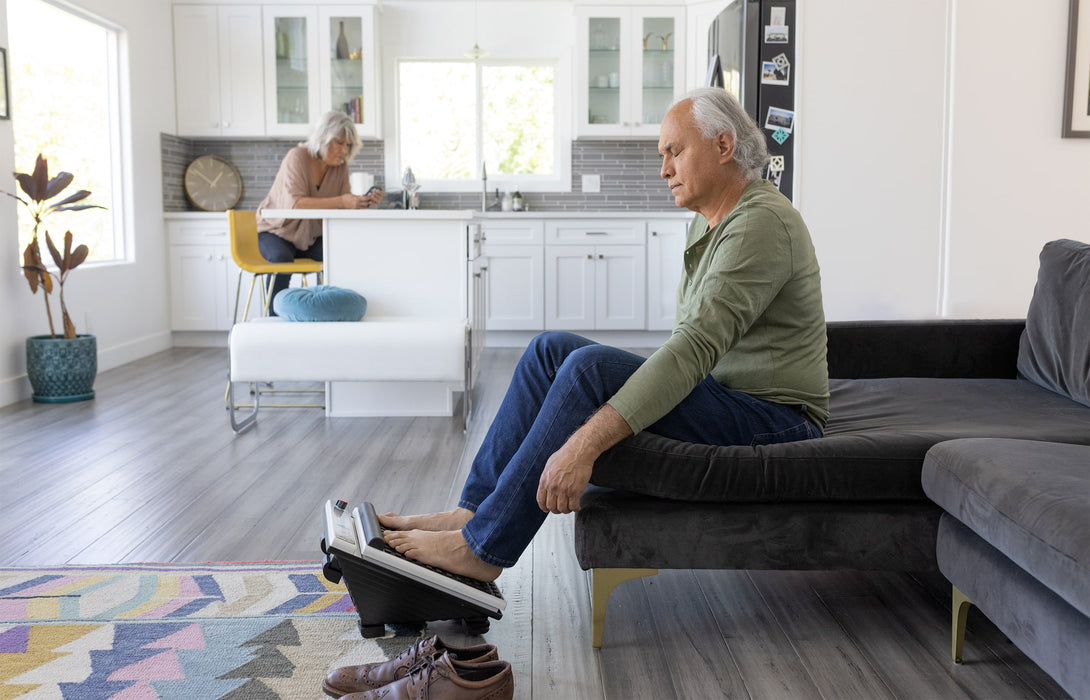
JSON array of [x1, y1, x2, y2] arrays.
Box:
[[1017, 239, 1090, 407], [273, 285, 367, 322], [922, 438, 1090, 617], [590, 377, 1090, 503]]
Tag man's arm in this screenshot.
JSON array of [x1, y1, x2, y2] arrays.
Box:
[[536, 404, 633, 514]]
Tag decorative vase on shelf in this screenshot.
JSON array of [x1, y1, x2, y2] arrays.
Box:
[[336, 21, 350, 59]]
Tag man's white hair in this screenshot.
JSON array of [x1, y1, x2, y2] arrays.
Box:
[[680, 87, 769, 182]]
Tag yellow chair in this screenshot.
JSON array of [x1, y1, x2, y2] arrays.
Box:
[[227, 210, 323, 322]]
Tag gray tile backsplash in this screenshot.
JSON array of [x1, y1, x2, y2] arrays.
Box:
[[161, 135, 674, 212]]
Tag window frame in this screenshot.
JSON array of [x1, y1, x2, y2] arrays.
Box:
[[11, 0, 129, 266], [391, 56, 571, 194]]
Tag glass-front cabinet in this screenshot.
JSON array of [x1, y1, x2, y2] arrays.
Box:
[[576, 6, 685, 138], [264, 5, 379, 138], [319, 6, 378, 137]]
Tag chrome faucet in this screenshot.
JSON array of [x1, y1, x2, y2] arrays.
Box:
[[481, 161, 487, 212]]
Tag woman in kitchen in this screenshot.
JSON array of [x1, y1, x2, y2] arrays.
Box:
[[255, 110, 383, 312]]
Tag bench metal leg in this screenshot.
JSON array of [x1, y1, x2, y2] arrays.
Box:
[[952, 584, 972, 663], [228, 372, 258, 434], [590, 567, 657, 648]]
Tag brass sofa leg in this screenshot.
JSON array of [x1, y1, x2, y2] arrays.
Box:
[[952, 584, 972, 664], [590, 567, 657, 648]]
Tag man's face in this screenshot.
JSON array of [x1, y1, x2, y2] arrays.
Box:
[[658, 101, 734, 213]]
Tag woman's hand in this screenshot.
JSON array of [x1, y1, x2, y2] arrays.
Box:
[[337, 192, 373, 209], [365, 188, 385, 207]]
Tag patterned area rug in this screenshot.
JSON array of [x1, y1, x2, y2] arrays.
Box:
[[0, 562, 419, 699]]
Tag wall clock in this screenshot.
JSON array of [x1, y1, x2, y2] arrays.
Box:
[[184, 155, 243, 211]]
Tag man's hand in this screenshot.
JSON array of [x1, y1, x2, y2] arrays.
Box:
[[537, 404, 632, 514], [537, 443, 595, 514]]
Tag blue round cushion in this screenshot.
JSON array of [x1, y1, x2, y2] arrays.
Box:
[[273, 285, 367, 322]]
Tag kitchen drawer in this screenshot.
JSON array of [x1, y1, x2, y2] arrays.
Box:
[[545, 220, 644, 244], [482, 219, 544, 244], [167, 219, 229, 246]]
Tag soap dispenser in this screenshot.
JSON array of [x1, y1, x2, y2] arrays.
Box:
[[501, 191, 513, 212], [512, 190, 524, 212]]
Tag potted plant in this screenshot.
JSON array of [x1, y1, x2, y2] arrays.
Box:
[[10, 153, 104, 402]]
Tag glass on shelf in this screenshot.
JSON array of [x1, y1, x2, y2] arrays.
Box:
[[587, 17, 620, 125], [640, 17, 674, 125], [275, 16, 309, 124]]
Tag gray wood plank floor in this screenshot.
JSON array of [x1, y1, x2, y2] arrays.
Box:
[[0, 346, 1068, 699]]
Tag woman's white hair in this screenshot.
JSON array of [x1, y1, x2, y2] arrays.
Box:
[[303, 111, 361, 163], [680, 87, 769, 182]]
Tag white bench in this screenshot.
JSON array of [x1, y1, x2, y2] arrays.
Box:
[[227, 317, 473, 433]]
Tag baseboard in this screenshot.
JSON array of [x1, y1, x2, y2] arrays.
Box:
[[98, 331, 173, 372], [172, 331, 230, 348], [0, 375, 31, 407]]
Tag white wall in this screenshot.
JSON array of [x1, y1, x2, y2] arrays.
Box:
[[0, 0, 176, 406], [797, 0, 1090, 320]]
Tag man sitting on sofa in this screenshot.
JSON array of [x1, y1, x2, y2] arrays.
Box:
[[381, 87, 830, 582]]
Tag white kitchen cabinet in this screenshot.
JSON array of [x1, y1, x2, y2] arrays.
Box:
[[575, 5, 685, 138], [263, 5, 379, 138], [645, 218, 689, 330], [167, 218, 256, 331], [173, 5, 265, 137], [545, 245, 646, 331], [482, 220, 544, 331]]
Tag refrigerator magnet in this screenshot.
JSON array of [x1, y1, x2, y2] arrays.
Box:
[[771, 128, 791, 145], [770, 7, 787, 26], [771, 52, 790, 70], [766, 168, 784, 191], [765, 25, 789, 44], [765, 106, 795, 132], [761, 61, 790, 86], [769, 155, 786, 173]]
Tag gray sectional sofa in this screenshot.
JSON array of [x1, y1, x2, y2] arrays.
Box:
[[576, 236, 1090, 690]]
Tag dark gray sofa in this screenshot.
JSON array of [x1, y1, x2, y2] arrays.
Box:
[[923, 439, 1089, 700], [919, 239, 1090, 699], [576, 239, 1090, 650]]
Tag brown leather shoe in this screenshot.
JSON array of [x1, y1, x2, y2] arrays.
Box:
[[340, 652, 513, 700], [322, 636, 499, 698]]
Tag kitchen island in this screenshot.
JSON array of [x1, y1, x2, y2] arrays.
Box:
[[257, 209, 482, 418]]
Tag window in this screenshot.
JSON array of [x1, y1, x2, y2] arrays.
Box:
[[397, 60, 569, 192], [9, 0, 126, 263]]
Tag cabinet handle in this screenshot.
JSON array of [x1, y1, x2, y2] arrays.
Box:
[[586, 254, 593, 259], [598, 254, 605, 259], [586, 231, 608, 236], [651, 231, 658, 236]]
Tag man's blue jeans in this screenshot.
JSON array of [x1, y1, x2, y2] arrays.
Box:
[[459, 331, 821, 568]]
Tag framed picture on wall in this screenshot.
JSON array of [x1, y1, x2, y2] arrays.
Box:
[[0, 48, 9, 120], [1063, 0, 1089, 137]]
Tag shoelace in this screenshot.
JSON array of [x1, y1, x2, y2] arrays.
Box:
[[402, 655, 453, 700], [379, 639, 437, 682]]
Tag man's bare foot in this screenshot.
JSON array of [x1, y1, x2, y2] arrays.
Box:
[[383, 529, 502, 582], [378, 508, 473, 532]]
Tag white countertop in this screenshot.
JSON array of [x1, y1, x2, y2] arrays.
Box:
[[164, 209, 692, 221]]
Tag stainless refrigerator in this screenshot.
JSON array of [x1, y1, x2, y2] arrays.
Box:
[[707, 0, 796, 200]]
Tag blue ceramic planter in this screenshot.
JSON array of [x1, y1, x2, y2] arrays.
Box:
[[25, 334, 97, 403]]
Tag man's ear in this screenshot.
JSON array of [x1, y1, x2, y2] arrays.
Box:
[[716, 130, 736, 164]]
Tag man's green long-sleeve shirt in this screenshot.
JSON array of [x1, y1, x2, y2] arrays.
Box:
[[607, 179, 830, 433]]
